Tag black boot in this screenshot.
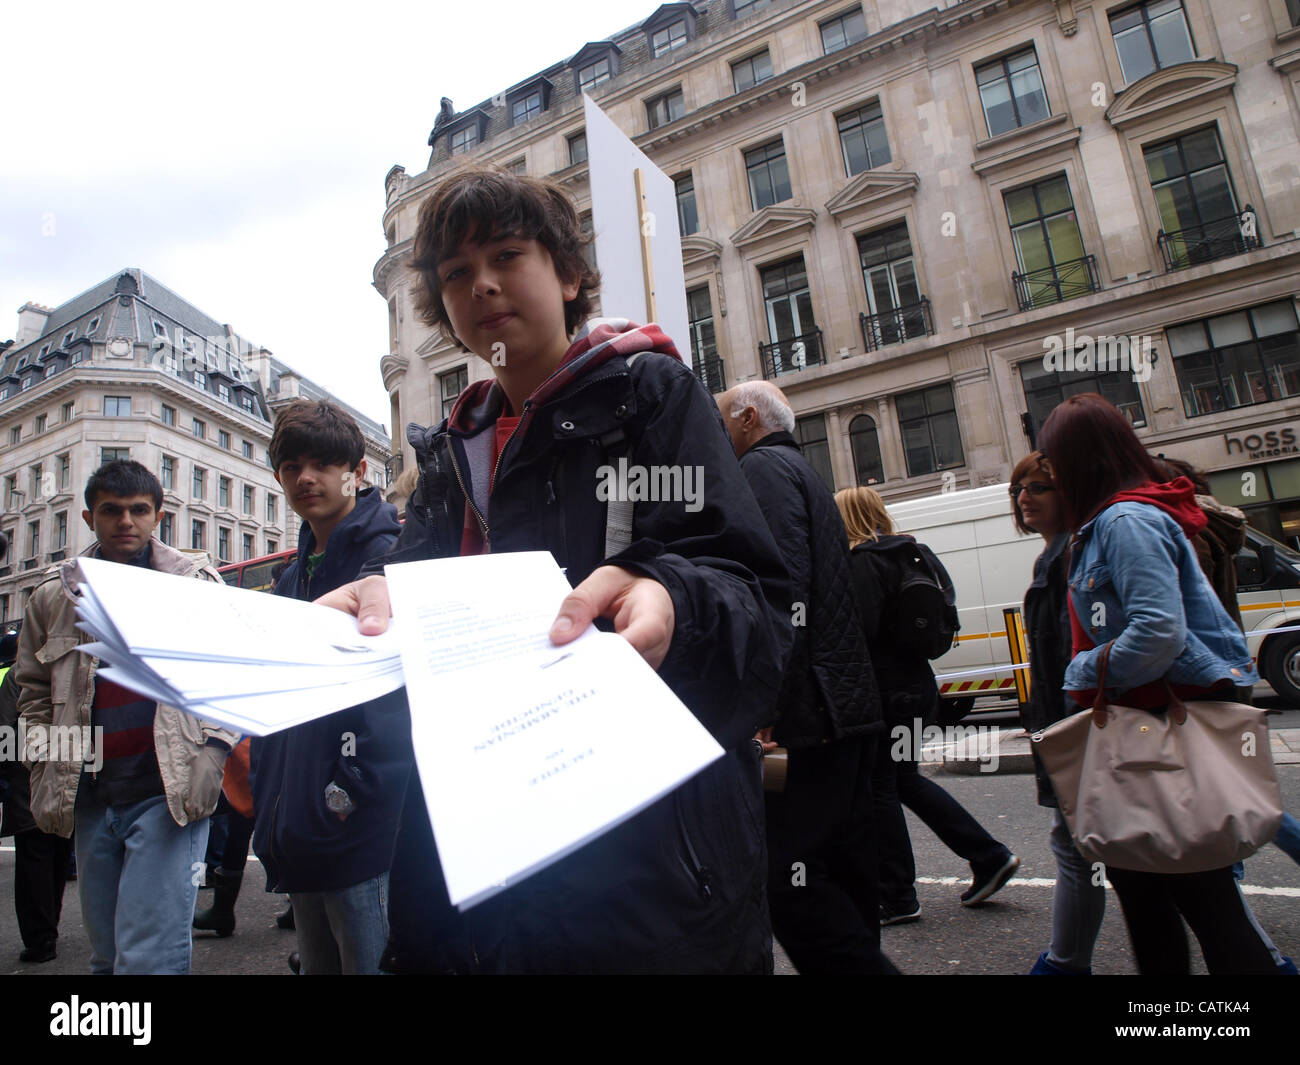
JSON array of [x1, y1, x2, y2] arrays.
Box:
[[193, 867, 242, 937], [276, 902, 295, 930]]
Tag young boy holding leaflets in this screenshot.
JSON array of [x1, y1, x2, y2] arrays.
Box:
[[321, 167, 793, 973]]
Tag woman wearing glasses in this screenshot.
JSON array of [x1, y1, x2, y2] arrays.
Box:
[[1010, 452, 1105, 975]]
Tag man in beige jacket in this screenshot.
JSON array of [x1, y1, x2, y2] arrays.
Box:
[[16, 460, 239, 973]]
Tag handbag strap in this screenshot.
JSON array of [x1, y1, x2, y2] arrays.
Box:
[[1091, 642, 1187, 729]]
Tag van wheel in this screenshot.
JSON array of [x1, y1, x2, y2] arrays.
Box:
[[934, 696, 975, 727], [1264, 633, 1300, 704]]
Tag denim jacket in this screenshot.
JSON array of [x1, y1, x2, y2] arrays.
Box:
[[1064, 501, 1258, 695]]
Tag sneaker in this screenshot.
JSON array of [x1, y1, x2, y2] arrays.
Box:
[[1030, 951, 1089, 975], [880, 903, 922, 927], [961, 853, 1020, 906], [1278, 956, 1297, 976]]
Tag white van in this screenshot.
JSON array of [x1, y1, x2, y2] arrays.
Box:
[[886, 483, 1300, 718]]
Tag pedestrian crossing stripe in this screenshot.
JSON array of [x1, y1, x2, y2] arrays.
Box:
[[913, 875, 1300, 897]]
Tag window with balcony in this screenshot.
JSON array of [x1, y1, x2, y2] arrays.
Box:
[[794, 414, 835, 492], [975, 48, 1050, 137], [1110, 0, 1195, 84], [100, 448, 130, 464], [760, 257, 822, 377], [161, 455, 175, 491], [897, 384, 964, 477], [744, 139, 792, 210], [568, 132, 588, 166], [687, 286, 724, 394], [1145, 127, 1253, 270], [857, 222, 932, 348], [191, 520, 206, 551], [849, 415, 884, 485], [1005, 175, 1098, 310], [820, 7, 868, 54], [731, 50, 773, 93], [651, 20, 688, 57], [675, 173, 699, 236], [1167, 300, 1300, 417], [440, 365, 468, 420], [646, 88, 686, 130], [218, 476, 231, 509], [193, 467, 206, 499], [104, 395, 131, 417], [1019, 356, 1147, 431], [837, 101, 891, 176]]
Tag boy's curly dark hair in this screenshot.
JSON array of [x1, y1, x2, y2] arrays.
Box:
[[408, 167, 600, 345]]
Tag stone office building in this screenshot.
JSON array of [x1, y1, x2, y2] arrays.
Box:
[[0, 269, 392, 626], [374, 0, 1300, 546]]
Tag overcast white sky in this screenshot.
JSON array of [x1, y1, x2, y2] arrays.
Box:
[[0, 0, 660, 429]]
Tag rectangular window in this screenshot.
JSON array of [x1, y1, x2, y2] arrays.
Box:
[[161, 404, 176, 426], [159, 512, 173, 546], [104, 395, 131, 417], [266, 494, 278, 523], [1168, 300, 1300, 417], [744, 139, 792, 210], [218, 429, 231, 449], [511, 91, 543, 125], [578, 58, 611, 92], [8, 427, 18, 445], [731, 50, 773, 93], [1110, 0, 1195, 84], [27, 520, 40, 559], [57, 453, 70, 491], [1144, 127, 1244, 268], [193, 466, 206, 499], [762, 258, 816, 344], [35, 413, 47, 433], [734, 0, 773, 16], [266, 538, 279, 555], [687, 286, 723, 393], [568, 132, 588, 166], [1289, 0, 1300, 27], [29, 464, 42, 500], [54, 511, 67, 551], [1004, 175, 1092, 309], [161, 455, 175, 491], [243, 533, 254, 562], [449, 125, 478, 154], [975, 47, 1050, 137], [675, 173, 699, 236], [243, 484, 255, 515], [4, 475, 15, 509], [440, 365, 468, 420], [795, 415, 835, 493], [62, 402, 74, 422], [100, 447, 130, 464], [242, 439, 254, 460], [896, 384, 964, 477], [218, 476, 231, 508], [1019, 357, 1147, 431], [858, 222, 925, 347], [821, 7, 868, 54], [651, 20, 688, 57], [191, 520, 206, 551], [837, 101, 891, 176], [647, 88, 686, 130], [218, 526, 231, 564], [192, 417, 205, 439]]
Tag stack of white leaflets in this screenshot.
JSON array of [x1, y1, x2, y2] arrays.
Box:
[[72, 551, 725, 910], [73, 556, 404, 736]]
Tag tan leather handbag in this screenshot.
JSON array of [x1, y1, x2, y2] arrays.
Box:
[[1031, 643, 1282, 874]]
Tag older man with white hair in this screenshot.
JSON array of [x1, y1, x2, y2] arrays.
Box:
[[717, 381, 895, 974]]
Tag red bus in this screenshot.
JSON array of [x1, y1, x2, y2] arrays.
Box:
[[218, 549, 296, 593]]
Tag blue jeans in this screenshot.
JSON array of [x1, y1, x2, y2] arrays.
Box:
[[1275, 811, 1300, 867], [74, 791, 209, 975], [1047, 809, 1105, 972], [291, 872, 389, 975]]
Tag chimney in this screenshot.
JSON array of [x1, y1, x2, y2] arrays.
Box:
[[16, 302, 53, 345]]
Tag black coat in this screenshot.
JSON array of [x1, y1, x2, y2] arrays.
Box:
[[847, 535, 940, 727], [368, 338, 794, 974], [738, 432, 881, 747], [1021, 533, 1072, 807], [250, 485, 413, 892], [0, 668, 35, 836]]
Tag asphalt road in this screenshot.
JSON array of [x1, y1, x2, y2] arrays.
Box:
[[4, 703, 1298, 977]]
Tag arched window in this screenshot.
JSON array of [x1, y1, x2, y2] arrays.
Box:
[[849, 414, 884, 485]]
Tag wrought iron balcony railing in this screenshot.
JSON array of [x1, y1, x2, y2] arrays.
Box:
[[1012, 255, 1101, 312], [693, 355, 727, 395], [1157, 206, 1260, 272], [759, 329, 824, 380], [859, 297, 935, 351]]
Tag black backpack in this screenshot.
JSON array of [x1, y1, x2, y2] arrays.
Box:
[[885, 540, 959, 660]]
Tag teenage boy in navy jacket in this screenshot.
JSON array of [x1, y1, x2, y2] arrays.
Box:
[[251, 400, 412, 974], [320, 168, 793, 973]]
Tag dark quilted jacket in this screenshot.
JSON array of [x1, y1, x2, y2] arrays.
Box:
[[739, 432, 882, 747]]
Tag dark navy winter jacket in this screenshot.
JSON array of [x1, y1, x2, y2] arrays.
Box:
[[251, 485, 412, 893]]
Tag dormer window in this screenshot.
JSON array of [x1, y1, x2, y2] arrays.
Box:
[[507, 79, 553, 127], [733, 0, 773, 17], [38, 344, 50, 358], [87, 316, 101, 335], [652, 21, 688, 57], [449, 125, 478, 154], [570, 42, 621, 95], [578, 58, 611, 92], [152, 319, 168, 338], [61, 330, 75, 347]]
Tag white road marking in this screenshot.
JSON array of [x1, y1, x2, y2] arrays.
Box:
[[917, 875, 1300, 897]]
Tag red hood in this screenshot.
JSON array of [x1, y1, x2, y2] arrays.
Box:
[[446, 318, 681, 431], [1103, 476, 1207, 539]]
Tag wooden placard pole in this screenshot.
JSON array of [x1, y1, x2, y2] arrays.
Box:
[[634, 167, 657, 323]]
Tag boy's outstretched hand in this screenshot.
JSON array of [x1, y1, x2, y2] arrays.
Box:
[[316, 566, 676, 670], [549, 566, 676, 670]]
